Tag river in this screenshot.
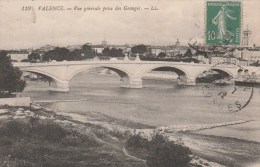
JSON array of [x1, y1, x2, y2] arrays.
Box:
[[20, 70, 260, 167]]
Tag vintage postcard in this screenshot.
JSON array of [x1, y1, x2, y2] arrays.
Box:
[[0, 0, 260, 167]]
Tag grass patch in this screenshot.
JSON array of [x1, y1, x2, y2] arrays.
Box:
[[0, 118, 146, 167]]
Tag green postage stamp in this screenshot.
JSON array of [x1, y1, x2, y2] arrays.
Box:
[[206, 1, 241, 46]]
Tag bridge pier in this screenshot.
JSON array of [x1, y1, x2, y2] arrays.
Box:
[[129, 79, 143, 88], [186, 77, 196, 86], [50, 81, 70, 92]]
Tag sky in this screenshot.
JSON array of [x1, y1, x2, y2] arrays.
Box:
[[0, 0, 259, 50]]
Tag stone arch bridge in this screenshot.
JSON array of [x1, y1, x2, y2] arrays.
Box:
[[13, 60, 259, 92]]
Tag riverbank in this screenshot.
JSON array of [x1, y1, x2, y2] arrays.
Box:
[[0, 104, 229, 167], [0, 105, 148, 167], [181, 132, 260, 167]]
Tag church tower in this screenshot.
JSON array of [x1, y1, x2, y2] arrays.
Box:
[[175, 38, 180, 47], [102, 40, 107, 47], [242, 27, 252, 47]]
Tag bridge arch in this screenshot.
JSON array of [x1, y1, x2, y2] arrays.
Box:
[[137, 65, 194, 85], [67, 65, 133, 81], [194, 67, 236, 79], [139, 65, 190, 79], [20, 69, 64, 83]]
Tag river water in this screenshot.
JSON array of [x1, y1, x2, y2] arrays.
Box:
[[20, 70, 260, 167]]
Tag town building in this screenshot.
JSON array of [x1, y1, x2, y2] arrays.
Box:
[[122, 44, 132, 55], [38, 45, 56, 52], [92, 45, 104, 54], [209, 55, 238, 65], [149, 39, 196, 58], [7, 50, 31, 62], [237, 58, 249, 66], [173, 39, 196, 56], [232, 49, 243, 58], [150, 46, 163, 56], [67, 45, 82, 51], [240, 48, 260, 63], [227, 28, 260, 66], [196, 54, 209, 64]]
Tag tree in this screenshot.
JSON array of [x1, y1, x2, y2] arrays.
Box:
[[68, 49, 82, 61], [0, 51, 26, 97], [110, 48, 124, 57], [110, 48, 117, 57], [146, 133, 191, 167], [102, 48, 111, 57], [131, 44, 147, 56], [157, 52, 167, 58], [81, 44, 94, 59], [42, 47, 70, 61], [175, 54, 183, 60], [28, 52, 41, 62], [115, 48, 124, 57], [184, 48, 193, 58], [102, 48, 124, 57]]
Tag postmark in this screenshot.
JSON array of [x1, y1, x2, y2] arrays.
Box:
[[206, 1, 242, 45], [201, 63, 254, 112]]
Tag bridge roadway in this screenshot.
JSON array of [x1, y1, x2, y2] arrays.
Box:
[[13, 58, 260, 92]]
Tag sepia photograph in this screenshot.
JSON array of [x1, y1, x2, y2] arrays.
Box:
[[0, 0, 260, 166]]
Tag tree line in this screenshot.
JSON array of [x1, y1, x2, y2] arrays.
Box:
[[24, 44, 198, 63], [24, 44, 95, 62], [24, 44, 126, 62]]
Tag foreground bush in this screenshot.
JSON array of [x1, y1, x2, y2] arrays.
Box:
[[0, 136, 13, 146], [0, 120, 30, 138], [0, 120, 68, 142], [146, 133, 192, 167], [126, 133, 149, 148], [61, 135, 83, 147], [126, 133, 192, 167], [32, 122, 68, 142]]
